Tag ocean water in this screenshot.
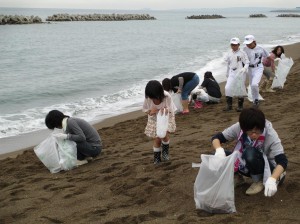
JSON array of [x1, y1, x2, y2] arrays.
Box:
[[0, 7, 300, 153]]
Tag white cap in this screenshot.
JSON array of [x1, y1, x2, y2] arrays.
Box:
[[244, 35, 255, 44], [230, 37, 240, 45]]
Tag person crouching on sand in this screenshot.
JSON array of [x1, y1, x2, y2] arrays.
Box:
[[45, 110, 102, 166], [143, 80, 176, 164], [211, 108, 287, 196]]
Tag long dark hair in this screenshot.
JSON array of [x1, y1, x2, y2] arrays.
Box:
[[145, 80, 166, 102], [272, 45, 285, 58]]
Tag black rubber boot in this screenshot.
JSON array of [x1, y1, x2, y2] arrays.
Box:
[[153, 151, 161, 164], [223, 96, 233, 111], [161, 144, 169, 161], [236, 98, 244, 112], [253, 99, 259, 108]]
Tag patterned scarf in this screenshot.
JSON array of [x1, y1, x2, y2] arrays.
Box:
[[233, 129, 266, 173]]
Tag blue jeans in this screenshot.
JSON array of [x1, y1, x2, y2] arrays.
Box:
[[76, 141, 102, 160], [181, 74, 200, 100], [225, 146, 269, 182]]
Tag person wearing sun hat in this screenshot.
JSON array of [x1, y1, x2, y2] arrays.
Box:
[[243, 35, 270, 107], [223, 37, 249, 112]]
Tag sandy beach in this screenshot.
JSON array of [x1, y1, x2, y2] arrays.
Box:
[[0, 42, 299, 224]]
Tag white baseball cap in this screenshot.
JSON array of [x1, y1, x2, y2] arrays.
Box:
[[230, 37, 240, 45], [244, 35, 255, 44]]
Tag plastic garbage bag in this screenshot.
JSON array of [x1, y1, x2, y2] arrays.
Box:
[[192, 88, 209, 102], [156, 108, 169, 138], [272, 54, 294, 89], [34, 134, 61, 173], [171, 93, 183, 113], [194, 151, 238, 213], [57, 138, 77, 171], [34, 129, 77, 173], [247, 85, 264, 102], [231, 69, 247, 97]]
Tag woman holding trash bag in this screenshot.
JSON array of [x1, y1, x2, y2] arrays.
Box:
[[162, 72, 199, 114], [143, 80, 176, 164], [211, 108, 287, 196], [261, 45, 285, 92], [45, 110, 102, 165]]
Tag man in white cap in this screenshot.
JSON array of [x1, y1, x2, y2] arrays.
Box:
[[243, 35, 270, 107], [223, 37, 249, 112]]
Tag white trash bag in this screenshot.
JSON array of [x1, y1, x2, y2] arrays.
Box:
[[247, 85, 264, 102], [171, 93, 183, 113], [34, 129, 77, 173], [231, 69, 247, 97], [57, 138, 77, 171], [34, 134, 61, 173], [156, 108, 169, 138], [193, 151, 238, 213], [192, 88, 209, 102], [272, 54, 294, 89]]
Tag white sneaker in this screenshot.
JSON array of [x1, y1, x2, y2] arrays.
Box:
[[246, 181, 264, 195], [76, 159, 88, 166]]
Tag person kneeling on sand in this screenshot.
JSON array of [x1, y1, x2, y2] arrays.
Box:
[[191, 71, 222, 107], [211, 108, 287, 196], [45, 110, 102, 166]]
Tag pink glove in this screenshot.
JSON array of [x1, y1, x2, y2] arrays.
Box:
[[264, 177, 277, 197]]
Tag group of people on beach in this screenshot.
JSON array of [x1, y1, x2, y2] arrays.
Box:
[[44, 34, 287, 199], [141, 34, 287, 197]]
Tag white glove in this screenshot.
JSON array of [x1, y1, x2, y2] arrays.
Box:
[[215, 147, 226, 158], [264, 177, 277, 197], [274, 58, 281, 62], [53, 133, 68, 140], [240, 67, 248, 73]]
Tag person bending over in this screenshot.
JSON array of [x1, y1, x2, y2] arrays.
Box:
[[45, 110, 102, 165], [162, 72, 199, 114]]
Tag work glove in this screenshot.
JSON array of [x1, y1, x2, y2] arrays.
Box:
[[209, 147, 226, 170], [240, 67, 248, 73], [215, 147, 226, 158], [53, 133, 68, 140], [264, 177, 277, 197]]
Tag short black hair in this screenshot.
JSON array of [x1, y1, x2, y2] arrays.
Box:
[[145, 80, 165, 102], [204, 71, 216, 81], [45, 110, 69, 129], [162, 78, 172, 92], [239, 108, 265, 132]]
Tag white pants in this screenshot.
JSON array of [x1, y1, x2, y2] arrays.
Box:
[[248, 66, 264, 101]]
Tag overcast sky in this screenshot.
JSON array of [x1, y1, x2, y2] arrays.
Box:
[[0, 0, 299, 10]]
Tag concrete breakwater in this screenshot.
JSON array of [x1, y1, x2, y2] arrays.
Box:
[[249, 14, 267, 18], [186, 14, 225, 19], [46, 13, 156, 21], [277, 14, 300, 17], [0, 15, 42, 25]]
